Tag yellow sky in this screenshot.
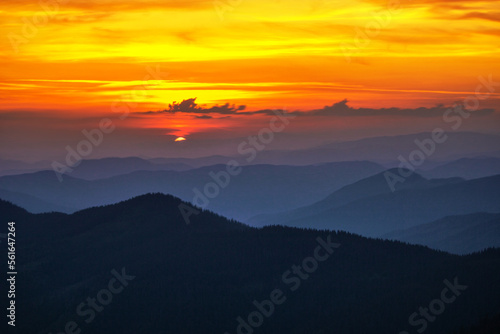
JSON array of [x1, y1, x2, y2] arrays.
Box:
[[1, 0, 499, 114]]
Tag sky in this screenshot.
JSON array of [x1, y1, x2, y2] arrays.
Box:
[[0, 0, 499, 161]]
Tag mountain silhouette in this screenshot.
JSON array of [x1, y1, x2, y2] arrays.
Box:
[[382, 212, 500, 254], [420, 157, 500, 180], [248, 172, 500, 237], [0, 161, 384, 219], [6, 194, 500, 334]]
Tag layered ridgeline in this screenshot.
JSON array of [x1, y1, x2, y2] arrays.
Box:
[[248, 171, 500, 239], [2, 194, 500, 334], [0, 161, 384, 220], [0, 157, 195, 178], [383, 213, 500, 255], [419, 157, 500, 180], [246, 132, 500, 166], [2, 132, 498, 178]]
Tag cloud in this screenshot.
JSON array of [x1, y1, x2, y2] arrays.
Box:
[[144, 98, 247, 115], [304, 99, 495, 117], [140, 98, 496, 118], [256, 101, 495, 118]]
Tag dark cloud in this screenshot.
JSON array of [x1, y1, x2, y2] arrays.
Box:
[[305, 99, 496, 117], [144, 98, 246, 115], [140, 98, 496, 118]]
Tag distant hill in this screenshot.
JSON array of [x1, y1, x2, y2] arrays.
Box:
[[67, 157, 194, 180], [0, 156, 194, 179], [0, 158, 51, 176], [0, 161, 384, 219], [382, 212, 500, 255], [148, 154, 240, 168], [248, 172, 500, 237], [250, 132, 500, 166], [5, 194, 500, 334], [248, 169, 463, 226], [3, 132, 499, 177], [0, 188, 76, 213], [420, 157, 500, 180]]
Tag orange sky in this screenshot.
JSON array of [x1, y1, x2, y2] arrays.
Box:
[[1, 0, 499, 143]]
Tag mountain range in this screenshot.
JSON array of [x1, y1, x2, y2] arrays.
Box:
[[383, 212, 500, 255], [0, 161, 384, 220], [419, 157, 500, 180], [2, 194, 500, 334], [248, 171, 500, 237], [2, 132, 499, 177]]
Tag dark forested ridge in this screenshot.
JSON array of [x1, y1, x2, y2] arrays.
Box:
[[1, 194, 500, 334], [451, 312, 500, 334]]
